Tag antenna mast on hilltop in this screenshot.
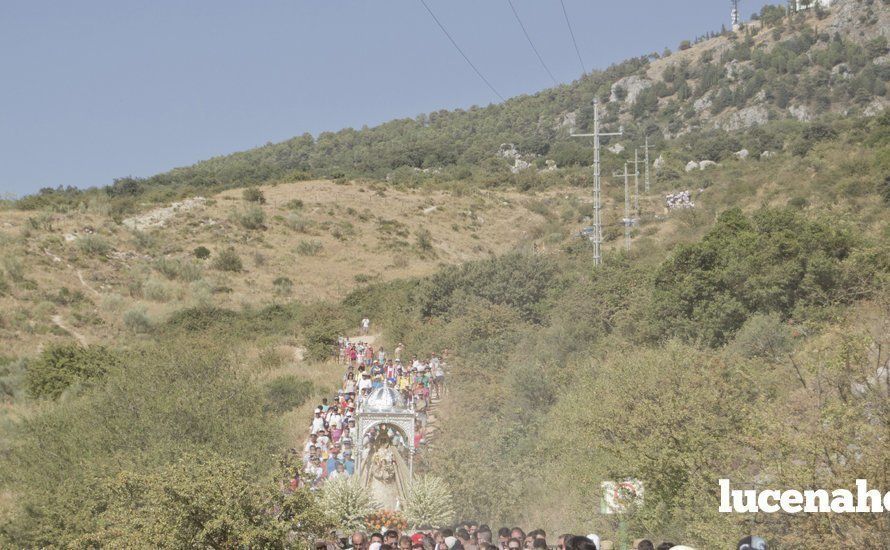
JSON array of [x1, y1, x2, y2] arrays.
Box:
[[572, 100, 623, 266], [731, 0, 741, 30]]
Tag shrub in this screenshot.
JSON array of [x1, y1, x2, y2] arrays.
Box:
[[319, 477, 378, 531], [415, 228, 434, 253], [3, 343, 291, 546], [273, 276, 294, 296], [285, 199, 304, 210], [284, 212, 308, 232], [262, 375, 313, 414], [300, 304, 347, 361], [419, 252, 556, 322], [3, 256, 25, 282], [211, 248, 243, 272], [26, 344, 120, 399], [130, 230, 157, 252], [295, 240, 323, 257], [77, 234, 111, 256], [154, 257, 202, 281], [728, 313, 792, 360], [123, 307, 151, 333], [232, 205, 266, 230], [193, 246, 211, 260], [84, 454, 329, 548], [242, 187, 266, 204], [142, 278, 173, 302], [650, 208, 870, 346], [403, 476, 455, 529], [0, 357, 27, 400]]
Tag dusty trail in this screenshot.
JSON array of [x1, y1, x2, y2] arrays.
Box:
[[50, 314, 88, 346]]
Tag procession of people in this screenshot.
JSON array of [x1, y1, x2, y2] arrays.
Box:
[[284, 326, 759, 550], [288, 328, 446, 491]]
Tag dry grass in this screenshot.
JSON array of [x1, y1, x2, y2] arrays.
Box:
[[0, 180, 581, 356]]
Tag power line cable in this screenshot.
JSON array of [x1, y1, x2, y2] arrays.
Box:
[[505, 0, 559, 86], [559, 0, 587, 74], [418, 0, 505, 102]]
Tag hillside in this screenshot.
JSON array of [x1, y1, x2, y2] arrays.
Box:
[[14, 0, 887, 212], [0, 180, 595, 356], [0, 1, 889, 547]]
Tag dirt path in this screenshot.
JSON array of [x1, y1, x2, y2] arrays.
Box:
[[51, 314, 88, 346], [43, 248, 101, 298]]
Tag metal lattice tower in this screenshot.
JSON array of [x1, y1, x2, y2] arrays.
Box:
[[618, 163, 631, 252], [572, 100, 622, 266], [731, 0, 740, 30], [640, 135, 655, 193], [633, 149, 641, 215]]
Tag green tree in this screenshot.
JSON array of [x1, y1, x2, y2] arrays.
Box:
[[25, 344, 120, 399], [80, 454, 330, 548]]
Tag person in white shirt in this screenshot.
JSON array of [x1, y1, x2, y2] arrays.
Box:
[[358, 373, 372, 393], [310, 410, 325, 434], [305, 457, 323, 485], [303, 434, 318, 458], [328, 461, 349, 479]]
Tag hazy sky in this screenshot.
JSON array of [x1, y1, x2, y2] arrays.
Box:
[[0, 0, 773, 197]]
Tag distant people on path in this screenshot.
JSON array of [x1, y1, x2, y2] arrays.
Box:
[[361, 317, 371, 335]]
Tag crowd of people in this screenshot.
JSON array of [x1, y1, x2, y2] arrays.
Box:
[[327, 524, 768, 550], [282, 329, 447, 491], [286, 327, 769, 550]]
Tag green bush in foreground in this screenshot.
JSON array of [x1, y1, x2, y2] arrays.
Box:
[[2, 341, 280, 546], [25, 343, 120, 399], [78, 454, 330, 548]]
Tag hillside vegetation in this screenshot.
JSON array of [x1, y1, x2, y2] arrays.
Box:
[[357, 113, 890, 547], [13, 0, 888, 215], [0, 1, 888, 547]]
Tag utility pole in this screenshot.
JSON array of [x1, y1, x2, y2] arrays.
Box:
[[572, 99, 622, 267], [641, 135, 655, 193], [613, 163, 632, 252], [631, 149, 641, 216]]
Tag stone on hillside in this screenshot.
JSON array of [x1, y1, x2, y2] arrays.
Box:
[[608, 143, 625, 154], [734, 149, 749, 160], [720, 104, 769, 131], [499, 143, 520, 160], [761, 151, 776, 159], [831, 63, 853, 81], [789, 104, 815, 122], [665, 190, 695, 210], [685, 160, 700, 172], [556, 111, 577, 132], [542, 159, 558, 172], [510, 158, 532, 174], [724, 59, 742, 81], [610, 75, 652, 104], [699, 160, 718, 170], [653, 154, 666, 171], [693, 92, 713, 114], [864, 98, 888, 117]]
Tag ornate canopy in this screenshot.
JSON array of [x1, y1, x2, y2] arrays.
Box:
[[355, 384, 416, 481]]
